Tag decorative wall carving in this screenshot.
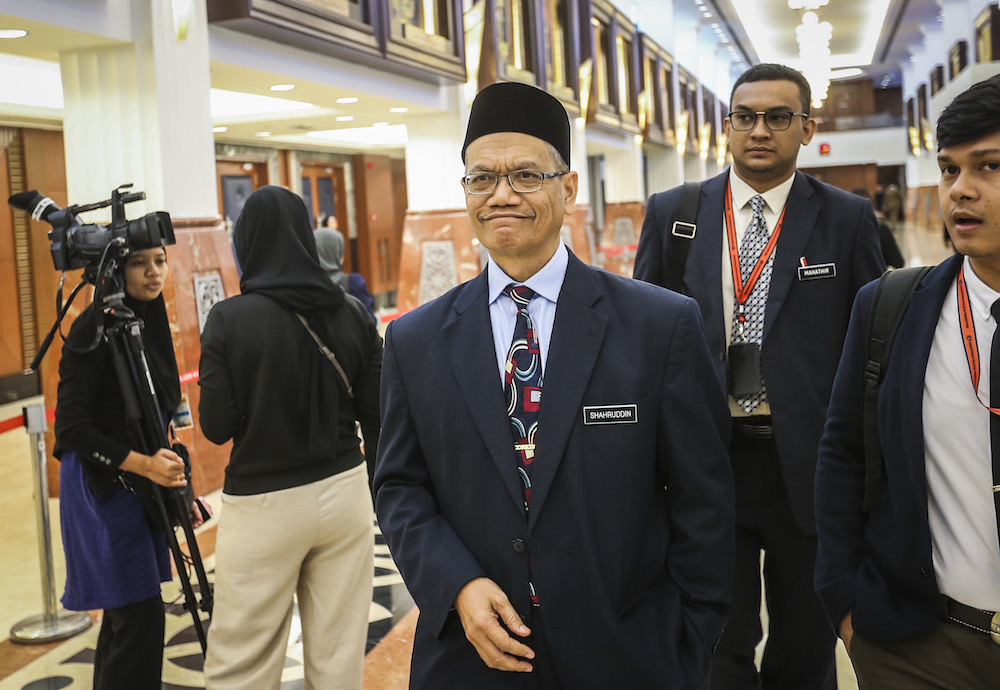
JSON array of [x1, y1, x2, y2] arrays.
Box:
[[418, 240, 458, 305], [194, 272, 226, 333]]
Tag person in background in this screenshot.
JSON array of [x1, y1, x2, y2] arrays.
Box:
[[316, 213, 349, 291], [634, 63, 885, 689], [317, 213, 377, 323], [815, 72, 1000, 690], [374, 81, 734, 689], [880, 183, 905, 238], [200, 186, 382, 690], [55, 246, 203, 690], [851, 187, 906, 268]]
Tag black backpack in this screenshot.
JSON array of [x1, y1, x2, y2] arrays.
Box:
[[861, 265, 931, 511]]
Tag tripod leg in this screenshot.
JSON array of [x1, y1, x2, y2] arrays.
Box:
[[152, 487, 208, 654], [170, 489, 214, 616]]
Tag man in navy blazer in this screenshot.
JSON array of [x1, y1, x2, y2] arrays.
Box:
[[374, 82, 734, 688], [634, 64, 885, 688], [815, 74, 1000, 687]]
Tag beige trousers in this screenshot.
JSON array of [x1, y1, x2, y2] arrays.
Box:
[[204, 462, 374, 690]]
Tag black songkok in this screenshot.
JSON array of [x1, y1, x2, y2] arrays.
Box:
[[462, 82, 571, 167]]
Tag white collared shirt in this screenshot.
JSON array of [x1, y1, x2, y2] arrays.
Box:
[[722, 169, 795, 416], [487, 242, 568, 385], [925, 256, 1000, 610]]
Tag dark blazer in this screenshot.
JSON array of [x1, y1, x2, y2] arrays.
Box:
[[374, 251, 734, 689], [815, 254, 963, 642], [634, 170, 886, 532]]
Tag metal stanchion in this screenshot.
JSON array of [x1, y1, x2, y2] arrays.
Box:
[[9, 403, 92, 644]]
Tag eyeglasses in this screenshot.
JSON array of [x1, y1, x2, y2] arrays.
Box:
[[462, 169, 568, 195], [727, 110, 808, 132]]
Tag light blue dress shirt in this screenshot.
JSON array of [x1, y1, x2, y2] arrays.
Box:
[[486, 242, 568, 386]]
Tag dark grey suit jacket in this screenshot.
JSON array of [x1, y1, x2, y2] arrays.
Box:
[[816, 254, 963, 641]]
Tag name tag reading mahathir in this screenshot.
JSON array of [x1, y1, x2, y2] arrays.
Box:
[[583, 404, 638, 425]]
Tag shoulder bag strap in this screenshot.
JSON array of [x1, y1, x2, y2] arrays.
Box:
[[295, 313, 354, 399], [663, 181, 702, 293], [862, 265, 930, 511]]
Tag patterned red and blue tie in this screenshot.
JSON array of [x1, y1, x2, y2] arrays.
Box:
[[504, 284, 543, 512], [504, 284, 542, 606]]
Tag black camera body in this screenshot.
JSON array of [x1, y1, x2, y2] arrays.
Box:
[[9, 184, 175, 271]]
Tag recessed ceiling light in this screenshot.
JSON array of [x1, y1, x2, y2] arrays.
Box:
[[389, 107, 409, 113], [336, 97, 359, 104], [372, 122, 389, 127], [255, 131, 271, 137], [0, 29, 28, 39], [270, 84, 295, 92], [213, 126, 228, 133], [336, 115, 354, 122]]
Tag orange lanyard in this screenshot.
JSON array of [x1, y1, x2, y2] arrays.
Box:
[[956, 264, 1000, 415], [725, 180, 786, 328]]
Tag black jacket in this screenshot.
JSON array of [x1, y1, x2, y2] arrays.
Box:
[[199, 292, 381, 495]]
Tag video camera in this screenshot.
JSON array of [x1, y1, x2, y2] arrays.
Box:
[[8, 184, 175, 272]]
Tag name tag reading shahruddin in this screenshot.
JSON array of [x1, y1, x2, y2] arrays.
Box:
[[583, 404, 638, 425]]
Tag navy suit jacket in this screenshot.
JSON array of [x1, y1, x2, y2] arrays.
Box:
[[374, 252, 734, 689], [815, 254, 963, 642], [634, 170, 885, 532]]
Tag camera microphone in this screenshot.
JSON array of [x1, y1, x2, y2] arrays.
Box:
[[8, 190, 60, 222]]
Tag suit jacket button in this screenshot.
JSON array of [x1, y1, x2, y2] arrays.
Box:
[[512, 539, 526, 554], [718, 351, 725, 361]]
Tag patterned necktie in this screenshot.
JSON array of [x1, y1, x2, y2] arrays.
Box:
[[504, 284, 542, 512], [731, 195, 773, 413]]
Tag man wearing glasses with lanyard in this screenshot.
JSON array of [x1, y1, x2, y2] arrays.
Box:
[[634, 63, 885, 689], [816, 74, 1000, 688]]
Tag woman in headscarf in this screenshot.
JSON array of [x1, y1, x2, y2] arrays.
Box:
[[199, 186, 381, 690], [55, 245, 196, 689]]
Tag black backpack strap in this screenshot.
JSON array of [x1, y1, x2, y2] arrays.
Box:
[[663, 181, 702, 293], [862, 265, 931, 511]]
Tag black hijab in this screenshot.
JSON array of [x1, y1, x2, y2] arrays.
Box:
[[65, 272, 181, 416], [233, 185, 348, 456], [235, 186, 345, 315]]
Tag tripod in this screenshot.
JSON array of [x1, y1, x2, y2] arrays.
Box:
[[103, 285, 214, 654]]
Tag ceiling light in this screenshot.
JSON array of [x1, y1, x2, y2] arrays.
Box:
[[337, 97, 359, 104], [270, 84, 295, 92], [336, 116, 354, 122], [213, 126, 228, 133], [389, 107, 409, 113], [255, 131, 271, 137], [0, 29, 28, 39]]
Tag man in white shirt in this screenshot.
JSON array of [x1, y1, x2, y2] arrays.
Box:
[[635, 63, 885, 689], [815, 73, 1000, 687]]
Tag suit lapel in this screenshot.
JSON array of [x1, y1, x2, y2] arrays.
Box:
[[893, 254, 962, 501], [763, 171, 819, 341], [443, 272, 526, 512], [529, 254, 608, 529], [688, 173, 728, 351]]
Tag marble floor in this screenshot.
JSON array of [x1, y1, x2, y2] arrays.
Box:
[[0, 400, 415, 689], [0, 217, 954, 689]]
